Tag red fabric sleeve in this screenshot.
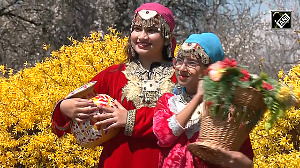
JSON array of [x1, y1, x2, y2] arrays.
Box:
[[51, 65, 122, 138], [90, 65, 113, 95], [153, 93, 183, 147], [238, 137, 254, 160], [51, 99, 71, 137]]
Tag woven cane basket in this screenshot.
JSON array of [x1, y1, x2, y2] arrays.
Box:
[[188, 87, 267, 163]]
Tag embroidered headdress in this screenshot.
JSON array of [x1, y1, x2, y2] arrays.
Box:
[[132, 2, 176, 58], [177, 33, 224, 64]]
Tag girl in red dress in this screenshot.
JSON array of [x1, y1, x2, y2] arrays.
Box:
[[153, 33, 254, 168], [51, 2, 177, 168]]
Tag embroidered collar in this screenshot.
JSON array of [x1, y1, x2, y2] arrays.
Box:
[[134, 60, 165, 80], [121, 60, 175, 109], [168, 95, 202, 139], [179, 87, 194, 104]]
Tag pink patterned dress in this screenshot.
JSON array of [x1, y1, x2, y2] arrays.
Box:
[[153, 93, 254, 168]]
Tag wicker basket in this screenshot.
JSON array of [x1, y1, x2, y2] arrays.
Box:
[[188, 87, 267, 163]]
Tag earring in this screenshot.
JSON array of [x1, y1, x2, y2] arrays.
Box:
[[172, 84, 183, 95], [131, 46, 136, 58], [166, 44, 172, 58]]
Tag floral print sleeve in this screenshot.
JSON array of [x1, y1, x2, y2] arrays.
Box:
[[153, 93, 185, 147]]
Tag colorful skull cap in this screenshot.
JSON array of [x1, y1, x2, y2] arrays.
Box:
[[133, 2, 176, 57], [134, 3, 175, 31], [181, 33, 224, 64]]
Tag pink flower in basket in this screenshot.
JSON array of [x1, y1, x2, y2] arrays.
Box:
[[205, 101, 214, 106], [262, 81, 274, 91], [222, 57, 238, 67], [202, 57, 299, 130], [188, 58, 300, 164], [240, 69, 250, 81], [208, 61, 225, 81]]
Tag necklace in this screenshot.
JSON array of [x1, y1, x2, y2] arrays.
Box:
[[177, 87, 202, 131], [179, 87, 194, 104], [121, 60, 175, 109]]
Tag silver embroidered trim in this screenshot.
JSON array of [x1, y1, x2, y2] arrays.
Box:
[[124, 109, 137, 136], [180, 90, 193, 104], [131, 11, 172, 44], [177, 43, 210, 65], [121, 61, 175, 109]]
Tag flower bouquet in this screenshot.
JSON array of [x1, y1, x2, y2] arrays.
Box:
[[187, 58, 299, 163]]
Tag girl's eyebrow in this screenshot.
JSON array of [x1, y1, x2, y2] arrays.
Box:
[[147, 25, 158, 28], [143, 26, 159, 31]]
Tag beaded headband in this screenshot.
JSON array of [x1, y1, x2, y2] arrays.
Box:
[[131, 10, 172, 45], [177, 42, 210, 65]]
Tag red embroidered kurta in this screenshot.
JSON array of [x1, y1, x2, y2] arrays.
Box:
[[153, 93, 254, 168], [52, 63, 177, 168]]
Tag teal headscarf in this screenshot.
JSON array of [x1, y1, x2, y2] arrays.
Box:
[[184, 33, 224, 63], [173, 33, 224, 94]]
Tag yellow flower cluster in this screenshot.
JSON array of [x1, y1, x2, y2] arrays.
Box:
[[276, 86, 292, 103], [250, 65, 300, 167], [0, 27, 299, 167], [0, 28, 127, 167]]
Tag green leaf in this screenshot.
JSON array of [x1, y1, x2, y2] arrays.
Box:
[[265, 122, 272, 130]]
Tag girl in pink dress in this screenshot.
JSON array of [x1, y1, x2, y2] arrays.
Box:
[[153, 33, 254, 168]]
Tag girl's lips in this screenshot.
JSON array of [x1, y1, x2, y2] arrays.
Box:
[[178, 75, 189, 81], [137, 42, 151, 49]]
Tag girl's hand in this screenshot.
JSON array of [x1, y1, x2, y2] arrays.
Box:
[[93, 100, 127, 132], [217, 149, 253, 168], [194, 79, 204, 103], [60, 98, 98, 122]]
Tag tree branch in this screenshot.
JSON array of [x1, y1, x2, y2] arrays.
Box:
[[4, 12, 41, 26]]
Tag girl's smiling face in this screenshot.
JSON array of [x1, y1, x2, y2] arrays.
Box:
[[130, 25, 164, 59], [174, 56, 206, 94]]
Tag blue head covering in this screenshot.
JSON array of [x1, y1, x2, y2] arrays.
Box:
[[173, 33, 224, 94], [184, 33, 224, 63]]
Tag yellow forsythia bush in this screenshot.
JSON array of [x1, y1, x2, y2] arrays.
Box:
[[250, 69, 300, 167], [0, 28, 299, 167], [0, 28, 128, 167], [249, 33, 300, 167]]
